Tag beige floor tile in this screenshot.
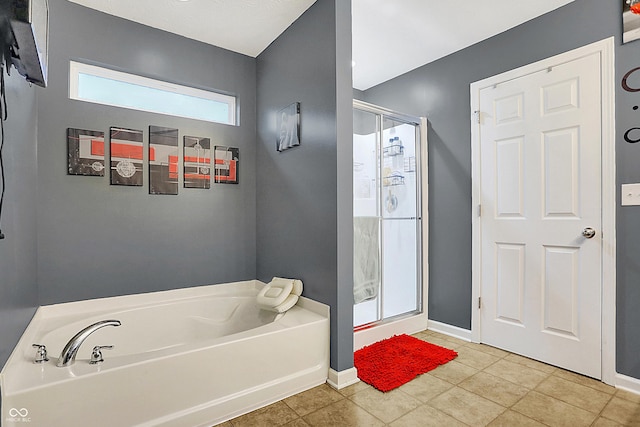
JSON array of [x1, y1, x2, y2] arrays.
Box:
[[282, 419, 310, 427], [419, 335, 467, 351], [552, 369, 616, 395], [437, 334, 470, 347], [213, 422, 233, 427], [469, 343, 510, 358], [592, 417, 624, 427], [336, 380, 371, 397], [303, 399, 385, 427], [411, 330, 433, 340], [412, 330, 449, 344], [616, 388, 640, 404], [398, 372, 454, 402], [600, 396, 640, 427], [484, 359, 550, 389], [459, 371, 530, 407], [512, 390, 597, 427], [283, 384, 344, 416], [429, 360, 478, 384], [229, 400, 300, 427], [535, 375, 612, 414], [503, 353, 557, 374], [414, 329, 439, 337], [428, 386, 506, 426], [455, 345, 501, 370], [348, 387, 421, 424], [487, 409, 546, 427], [389, 404, 467, 427]]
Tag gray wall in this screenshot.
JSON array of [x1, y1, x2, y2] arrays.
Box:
[[616, 8, 640, 381], [0, 71, 38, 368], [364, 0, 640, 379], [256, 0, 354, 371], [335, 0, 355, 374], [36, 0, 257, 304]]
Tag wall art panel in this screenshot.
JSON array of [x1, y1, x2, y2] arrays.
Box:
[[149, 126, 179, 195], [184, 136, 211, 189], [110, 127, 144, 186], [67, 128, 105, 176], [214, 146, 239, 184]]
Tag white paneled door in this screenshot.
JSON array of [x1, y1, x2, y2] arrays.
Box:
[[477, 51, 603, 378]]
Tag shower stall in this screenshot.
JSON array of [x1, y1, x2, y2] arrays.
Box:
[[352, 100, 427, 349]]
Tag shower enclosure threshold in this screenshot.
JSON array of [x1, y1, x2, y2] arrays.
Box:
[[354, 311, 428, 350]]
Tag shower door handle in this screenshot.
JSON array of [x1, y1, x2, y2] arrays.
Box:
[[381, 217, 419, 221]]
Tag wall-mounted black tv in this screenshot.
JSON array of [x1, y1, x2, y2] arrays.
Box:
[[5, 0, 49, 87]]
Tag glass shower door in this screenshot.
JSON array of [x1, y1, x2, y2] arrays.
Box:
[[353, 102, 422, 329], [381, 117, 420, 319]]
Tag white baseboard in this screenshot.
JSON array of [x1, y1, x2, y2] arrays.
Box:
[[327, 367, 359, 390], [427, 320, 472, 342], [616, 372, 640, 396]]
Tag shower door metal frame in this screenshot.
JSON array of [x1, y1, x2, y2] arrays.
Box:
[[353, 99, 424, 330]]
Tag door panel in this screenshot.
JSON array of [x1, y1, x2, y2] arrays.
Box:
[[479, 52, 602, 378], [495, 243, 525, 325], [543, 128, 579, 217], [496, 137, 525, 217], [542, 245, 579, 337]]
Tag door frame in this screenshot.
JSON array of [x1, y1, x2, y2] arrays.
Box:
[[470, 37, 616, 384]]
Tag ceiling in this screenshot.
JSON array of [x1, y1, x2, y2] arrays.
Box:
[[68, 0, 575, 91]]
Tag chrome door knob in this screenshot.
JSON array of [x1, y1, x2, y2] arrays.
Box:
[[582, 227, 596, 239]]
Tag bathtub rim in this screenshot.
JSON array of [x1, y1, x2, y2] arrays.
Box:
[[1, 280, 329, 388]]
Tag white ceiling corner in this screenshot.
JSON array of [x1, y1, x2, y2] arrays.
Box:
[[67, 0, 318, 57], [67, 0, 575, 90], [351, 0, 575, 90]]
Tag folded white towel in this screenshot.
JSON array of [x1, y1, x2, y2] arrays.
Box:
[[256, 280, 293, 308], [269, 277, 303, 296], [256, 277, 304, 313], [353, 216, 380, 304], [263, 294, 299, 313]]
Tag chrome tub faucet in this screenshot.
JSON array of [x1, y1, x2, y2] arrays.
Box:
[[57, 320, 121, 367]]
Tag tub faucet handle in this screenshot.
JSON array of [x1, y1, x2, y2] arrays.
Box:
[[57, 319, 121, 367], [89, 345, 114, 365], [32, 344, 49, 363]]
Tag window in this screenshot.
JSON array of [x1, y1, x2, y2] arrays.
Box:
[[69, 61, 236, 125]]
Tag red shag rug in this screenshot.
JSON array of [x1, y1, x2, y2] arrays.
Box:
[[354, 334, 458, 392]]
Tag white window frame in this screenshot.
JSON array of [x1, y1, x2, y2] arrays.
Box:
[[69, 61, 236, 125]]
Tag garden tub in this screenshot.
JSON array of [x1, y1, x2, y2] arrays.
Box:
[[1, 280, 329, 426]]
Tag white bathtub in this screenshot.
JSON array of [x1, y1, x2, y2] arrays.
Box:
[[0, 280, 330, 426]]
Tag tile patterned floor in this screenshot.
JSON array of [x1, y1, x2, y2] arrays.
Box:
[[217, 330, 640, 427]]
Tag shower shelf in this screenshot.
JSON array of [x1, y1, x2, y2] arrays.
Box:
[[383, 145, 404, 157], [383, 174, 405, 187]]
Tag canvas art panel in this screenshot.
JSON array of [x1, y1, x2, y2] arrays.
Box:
[[149, 126, 179, 195], [67, 128, 105, 176], [276, 102, 300, 152], [110, 127, 144, 186], [214, 146, 239, 184], [624, 0, 640, 43], [184, 136, 211, 189]]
